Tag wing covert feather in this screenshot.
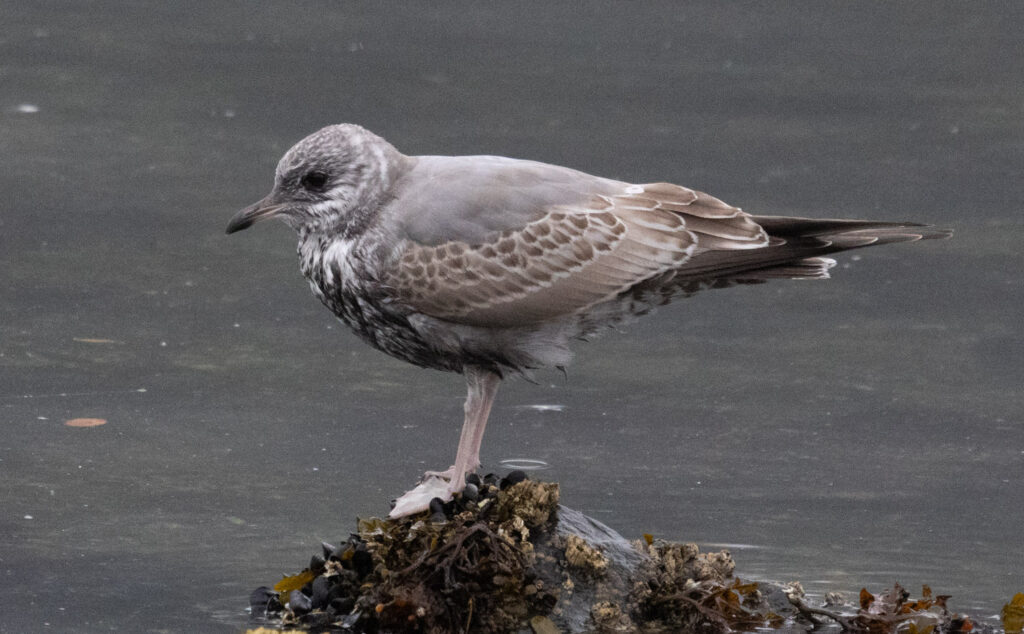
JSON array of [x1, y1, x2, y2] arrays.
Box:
[[383, 182, 769, 327]]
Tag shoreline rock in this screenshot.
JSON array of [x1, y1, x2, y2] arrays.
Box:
[[247, 474, 1000, 633]]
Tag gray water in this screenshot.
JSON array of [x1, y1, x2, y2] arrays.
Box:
[[2, 2, 1022, 631]]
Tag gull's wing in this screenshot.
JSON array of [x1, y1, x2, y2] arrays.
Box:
[[382, 180, 768, 327]]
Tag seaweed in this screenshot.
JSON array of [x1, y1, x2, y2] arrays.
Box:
[[786, 582, 984, 633]]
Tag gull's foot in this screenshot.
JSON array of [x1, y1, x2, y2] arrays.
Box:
[[389, 474, 472, 519], [389, 476, 452, 518]]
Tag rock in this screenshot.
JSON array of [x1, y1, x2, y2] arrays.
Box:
[[250, 475, 783, 633]]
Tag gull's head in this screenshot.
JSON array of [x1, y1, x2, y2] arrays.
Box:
[[227, 124, 404, 236]]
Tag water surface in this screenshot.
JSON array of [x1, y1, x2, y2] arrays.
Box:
[[1, 2, 1021, 631]]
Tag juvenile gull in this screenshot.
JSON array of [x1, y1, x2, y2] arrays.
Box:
[[226, 124, 949, 517]]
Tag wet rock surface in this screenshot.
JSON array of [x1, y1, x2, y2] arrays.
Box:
[[247, 474, 995, 633]]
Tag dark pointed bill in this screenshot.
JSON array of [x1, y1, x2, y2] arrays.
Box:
[[226, 196, 287, 234]]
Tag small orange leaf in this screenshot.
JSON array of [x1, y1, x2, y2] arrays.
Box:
[[66, 418, 107, 428], [860, 588, 875, 610], [273, 569, 315, 594], [643, 533, 654, 545], [1002, 593, 1024, 634]]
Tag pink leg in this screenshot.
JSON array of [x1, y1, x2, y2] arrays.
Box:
[[445, 366, 501, 495], [423, 368, 501, 481], [390, 366, 501, 518]]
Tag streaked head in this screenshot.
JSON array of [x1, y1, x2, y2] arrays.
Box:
[[227, 124, 405, 236]]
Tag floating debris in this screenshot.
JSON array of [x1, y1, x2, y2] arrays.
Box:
[[247, 474, 1012, 633], [65, 418, 107, 428]]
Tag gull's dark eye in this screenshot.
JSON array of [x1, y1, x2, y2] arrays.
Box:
[[300, 170, 329, 191]]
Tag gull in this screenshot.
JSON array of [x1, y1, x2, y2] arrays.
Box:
[[226, 124, 948, 517]]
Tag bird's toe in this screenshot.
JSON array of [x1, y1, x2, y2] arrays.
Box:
[[422, 466, 457, 481], [389, 476, 453, 519]]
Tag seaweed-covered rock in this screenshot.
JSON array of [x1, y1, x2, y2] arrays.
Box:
[[247, 475, 993, 633], [247, 476, 753, 632]]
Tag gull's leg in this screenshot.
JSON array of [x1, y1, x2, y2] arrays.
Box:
[[445, 366, 501, 495], [422, 368, 501, 480], [390, 366, 502, 518]]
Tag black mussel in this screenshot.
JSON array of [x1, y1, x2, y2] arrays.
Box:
[[249, 586, 278, 618], [310, 575, 330, 610], [462, 482, 479, 502], [330, 596, 356, 614], [327, 582, 351, 604], [351, 548, 373, 579], [428, 496, 449, 522], [500, 470, 527, 490], [466, 473, 482, 488], [330, 567, 359, 589], [428, 497, 446, 515], [289, 589, 312, 615], [340, 613, 362, 628], [309, 553, 326, 574], [320, 541, 336, 560]]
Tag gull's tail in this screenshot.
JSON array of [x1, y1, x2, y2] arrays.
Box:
[[676, 216, 952, 284]]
